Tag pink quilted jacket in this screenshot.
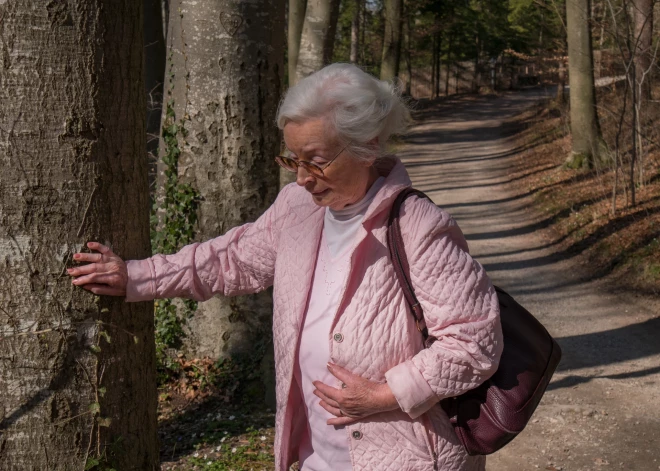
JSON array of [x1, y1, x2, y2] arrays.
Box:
[[126, 158, 503, 471]]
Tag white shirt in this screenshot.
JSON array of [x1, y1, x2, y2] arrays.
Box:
[[295, 178, 385, 471]]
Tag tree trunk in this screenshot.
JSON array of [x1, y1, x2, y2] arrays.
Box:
[[0, 1, 157, 469], [145, 0, 167, 191], [283, 0, 339, 188], [473, 32, 480, 93], [445, 33, 452, 96], [350, 0, 361, 63], [289, 0, 307, 85], [557, 61, 567, 103], [162, 0, 284, 403], [431, 33, 437, 97], [295, 0, 341, 82], [435, 28, 442, 98], [405, 10, 413, 96], [380, 0, 404, 81], [566, 0, 602, 168], [632, 0, 653, 100]]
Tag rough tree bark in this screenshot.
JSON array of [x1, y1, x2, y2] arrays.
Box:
[[295, 0, 340, 82], [289, 0, 307, 85], [632, 0, 654, 99], [163, 0, 284, 402], [144, 0, 167, 186], [566, 0, 602, 168], [380, 0, 404, 81], [0, 1, 157, 469]]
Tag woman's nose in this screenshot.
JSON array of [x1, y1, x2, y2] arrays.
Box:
[[296, 166, 315, 187]]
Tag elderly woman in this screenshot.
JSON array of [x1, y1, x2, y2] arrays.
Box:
[[68, 64, 502, 471]]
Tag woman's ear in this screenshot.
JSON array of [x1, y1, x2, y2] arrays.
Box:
[[361, 137, 380, 167]]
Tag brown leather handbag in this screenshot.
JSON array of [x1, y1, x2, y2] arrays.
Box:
[[387, 188, 562, 456]]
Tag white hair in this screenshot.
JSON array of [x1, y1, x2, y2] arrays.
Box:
[[276, 63, 411, 162]]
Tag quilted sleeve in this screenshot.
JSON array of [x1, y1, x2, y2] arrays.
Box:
[[384, 197, 503, 420], [125, 185, 293, 303]]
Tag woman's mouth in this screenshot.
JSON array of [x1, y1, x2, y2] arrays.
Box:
[[311, 189, 330, 196]]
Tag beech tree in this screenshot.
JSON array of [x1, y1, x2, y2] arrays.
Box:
[[295, 0, 341, 81], [380, 0, 404, 81], [280, 0, 340, 187], [289, 0, 308, 86], [0, 1, 157, 468], [145, 0, 167, 169], [566, 0, 603, 168], [158, 0, 284, 400]]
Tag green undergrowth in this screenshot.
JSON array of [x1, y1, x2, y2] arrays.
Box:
[[151, 58, 201, 383]]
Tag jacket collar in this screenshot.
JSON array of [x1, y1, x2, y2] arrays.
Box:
[[286, 155, 412, 225], [362, 156, 412, 224]]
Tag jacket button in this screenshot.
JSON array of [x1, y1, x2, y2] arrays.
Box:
[[333, 333, 344, 343], [351, 430, 363, 440]]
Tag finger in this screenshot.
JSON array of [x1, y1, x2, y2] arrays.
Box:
[[318, 400, 344, 418], [313, 381, 342, 402], [327, 416, 358, 426], [67, 263, 99, 276], [87, 241, 111, 254], [80, 284, 125, 297], [72, 273, 119, 287], [73, 252, 102, 263], [313, 388, 341, 409]]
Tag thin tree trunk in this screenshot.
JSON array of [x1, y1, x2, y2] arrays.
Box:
[[163, 0, 284, 404], [296, 0, 341, 82], [289, 0, 307, 85], [405, 10, 413, 96], [284, 0, 339, 188], [380, 0, 404, 81], [360, 0, 366, 64], [145, 0, 167, 193], [435, 28, 442, 98], [431, 33, 437, 97], [473, 32, 480, 93], [445, 34, 452, 96], [0, 1, 157, 468], [630, 71, 637, 206], [566, 0, 602, 168], [632, 0, 653, 100], [557, 60, 567, 103], [350, 0, 361, 63]]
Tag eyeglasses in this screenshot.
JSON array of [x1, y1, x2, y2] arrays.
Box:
[[275, 144, 348, 178]]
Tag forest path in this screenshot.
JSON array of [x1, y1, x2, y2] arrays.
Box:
[[398, 90, 660, 471]]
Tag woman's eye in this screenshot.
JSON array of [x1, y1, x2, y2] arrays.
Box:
[[311, 156, 328, 165]]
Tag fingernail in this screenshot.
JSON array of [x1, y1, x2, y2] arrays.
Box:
[[73, 254, 79, 259]]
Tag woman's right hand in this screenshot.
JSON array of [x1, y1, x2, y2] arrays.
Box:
[[67, 242, 128, 297]]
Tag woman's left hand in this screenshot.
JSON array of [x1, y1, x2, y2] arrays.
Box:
[[313, 363, 400, 426]]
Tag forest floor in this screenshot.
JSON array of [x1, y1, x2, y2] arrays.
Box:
[[157, 87, 660, 470]]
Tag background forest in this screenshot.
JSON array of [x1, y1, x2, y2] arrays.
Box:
[[0, 0, 658, 469]]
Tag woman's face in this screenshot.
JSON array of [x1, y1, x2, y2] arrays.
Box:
[[283, 118, 378, 211]]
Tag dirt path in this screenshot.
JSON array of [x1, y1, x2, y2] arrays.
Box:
[[399, 90, 660, 471]]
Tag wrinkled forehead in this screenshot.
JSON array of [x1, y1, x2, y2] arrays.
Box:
[[281, 118, 339, 154]]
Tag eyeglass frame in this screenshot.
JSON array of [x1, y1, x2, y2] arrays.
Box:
[[275, 144, 349, 178]]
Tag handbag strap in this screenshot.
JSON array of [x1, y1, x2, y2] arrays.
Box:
[[387, 188, 432, 341]]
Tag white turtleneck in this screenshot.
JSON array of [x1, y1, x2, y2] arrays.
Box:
[[295, 176, 385, 471]]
